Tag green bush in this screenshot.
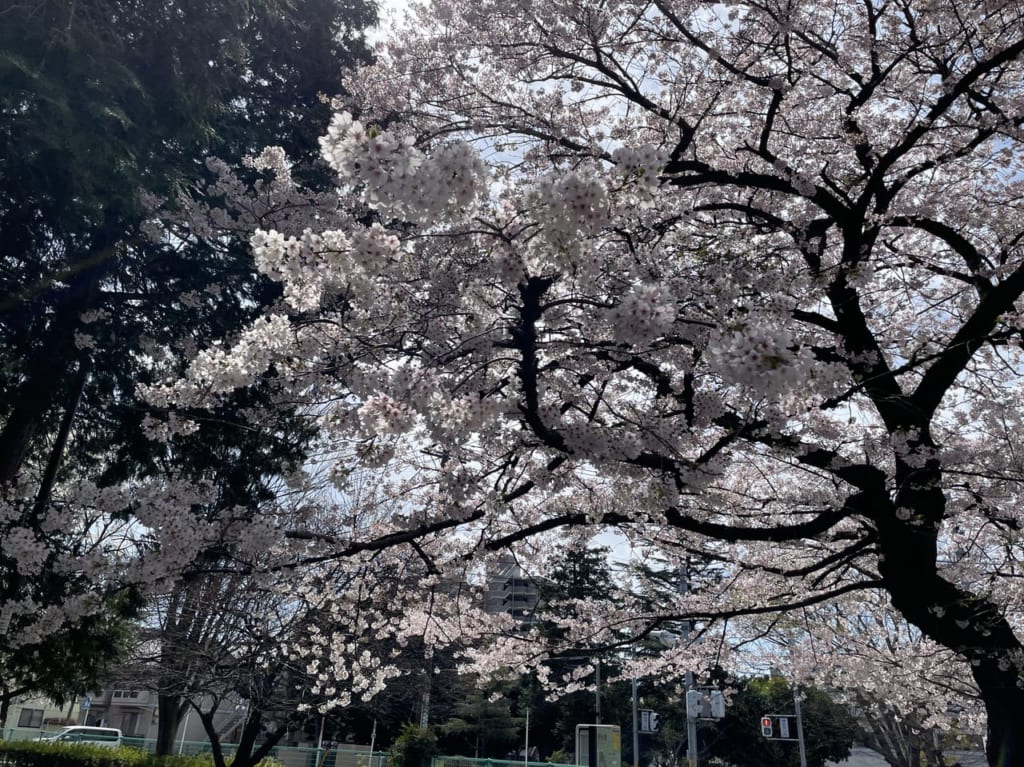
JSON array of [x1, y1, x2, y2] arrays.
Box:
[[545, 750, 573, 764], [387, 725, 438, 767], [0, 742, 284, 767], [0, 741, 149, 767]]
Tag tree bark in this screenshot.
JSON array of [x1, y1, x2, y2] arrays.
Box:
[[973, 658, 1024, 767], [155, 693, 187, 755], [31, 358, 89, 517], [0, 234, 116, 489], [0, 686, 10, 734]]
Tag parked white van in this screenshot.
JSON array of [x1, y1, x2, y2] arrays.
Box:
[[39, 726, 124, 747]]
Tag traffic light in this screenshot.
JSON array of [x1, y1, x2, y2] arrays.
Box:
[[760, 716, 773, 737]]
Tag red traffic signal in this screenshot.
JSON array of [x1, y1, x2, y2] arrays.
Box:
[[760, 716, 773, 737]]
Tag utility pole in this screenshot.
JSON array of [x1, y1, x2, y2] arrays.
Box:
[[524, 707, 530, 767], [595, 659, 602, 724], [680, 560, 697, 767], [685, 670, 697, 767], [793, 688, 808, 767], [631, 676, 639, 767]]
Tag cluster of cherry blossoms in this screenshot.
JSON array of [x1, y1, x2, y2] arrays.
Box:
[[141, 314, 293, 409], [607, 283, 677, 346], [611, 144, 670, 193], [319, 111, 486, 223], [707, 322, 817, 398], [527, 170, 609, 261]]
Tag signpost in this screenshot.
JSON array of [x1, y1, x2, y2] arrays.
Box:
[[575, 724, 621, 767]]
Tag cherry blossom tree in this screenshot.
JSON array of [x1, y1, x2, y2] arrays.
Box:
[[150, 1, 1024, 764], [739, 593, 985, 764]]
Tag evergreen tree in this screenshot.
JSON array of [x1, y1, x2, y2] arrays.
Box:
[[0, 0, 374, 742], [705, 677, 856, 767]]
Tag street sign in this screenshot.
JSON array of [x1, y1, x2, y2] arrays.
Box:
[[82, 695, 92, 710]]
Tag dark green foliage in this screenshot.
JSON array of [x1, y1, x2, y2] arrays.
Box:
[[387, 725, 439, 767], [432, 546, 632, 761], [0, 741, 149, 767], [0, 741, 284, 767], [2, 605, 133, 703], [544, 546, 615, 605], [0, 597, 136, 731], [534, 544, 624, 756], [437, 676, 523, 758], [0, 0, 373, 759], [703, 677, 856, 767], [0, 0, 375, 491], [0, 0, 370, 488]]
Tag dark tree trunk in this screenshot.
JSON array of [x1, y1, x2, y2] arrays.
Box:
[[974, 657, 1024, 767], [199, 709, 229, 767], [0, 234, 115, 489], [155, 694, 187, 755], [236, 710, 288, 767], [199, 705, 287, 767], [0, 686, 11, 734], [31, 358, 89, 517], [0, 685, 30, 735], [863, 452, 1024, 767]]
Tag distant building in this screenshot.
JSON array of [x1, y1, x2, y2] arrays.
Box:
[[4, 694, 76, 739], [81, 686, 246, 742], [3, 685, 248, 744], [484, 554, 543, 624]]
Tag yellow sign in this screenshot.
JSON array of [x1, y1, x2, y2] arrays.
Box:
[[575, 724, 621, 767]]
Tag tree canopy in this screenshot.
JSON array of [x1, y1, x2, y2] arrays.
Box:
[[0, 0, 375, 738], [147, 1, 1024, 764]]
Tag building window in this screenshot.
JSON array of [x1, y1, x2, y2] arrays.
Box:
[[17, 708, 44, 728]]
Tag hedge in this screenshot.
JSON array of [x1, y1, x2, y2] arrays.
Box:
[[0, 741, 283, 767]]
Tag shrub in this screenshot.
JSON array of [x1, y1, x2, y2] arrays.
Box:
[[0, 741, 149, 767], [387, 725, 438, 767], [0, 742, 284, 767]]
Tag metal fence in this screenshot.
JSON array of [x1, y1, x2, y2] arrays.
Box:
[[0, 729, 48, 743], [0, 730, 387, 767], [433, 758, 571, 767], [140, 744, 388, 767], [0, 733, 579, 767]]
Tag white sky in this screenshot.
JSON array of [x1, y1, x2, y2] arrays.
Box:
[[367, 0, 414, 45]]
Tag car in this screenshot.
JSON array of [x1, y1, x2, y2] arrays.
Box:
[[38, 725, 124, 747]]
